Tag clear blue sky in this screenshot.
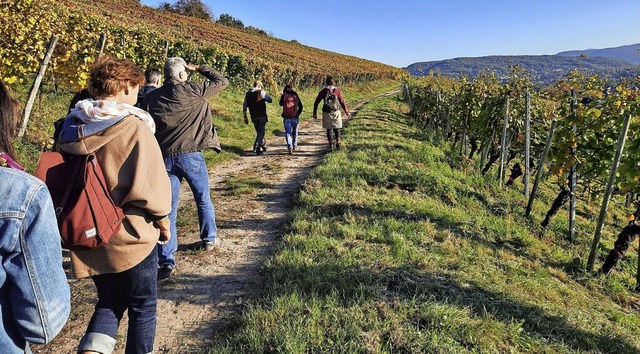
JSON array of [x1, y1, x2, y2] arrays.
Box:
[[140, 0, 640, 68]]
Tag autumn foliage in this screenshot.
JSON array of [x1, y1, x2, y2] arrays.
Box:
[[0, 0, 405, 90]]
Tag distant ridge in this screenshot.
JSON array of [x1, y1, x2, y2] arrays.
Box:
[[557, 43, 640, 65], [407, 43, 640, 86]]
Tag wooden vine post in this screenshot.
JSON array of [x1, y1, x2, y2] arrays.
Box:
[[164, 40, 170, 58], [524, 90, 531, 197], [479, 126, 495, 174], [444, 106, 451, 140], [525, 120, 557, 217], [96, 32, 107, 60], [498, 97, 509, 188], [436, 91, 443, 134], [587, 115, 631, 272], [121, 35, 126, 59], [568, 90, 578, 242], [637, 240, 640, 290], [19, 34, 59, 138]]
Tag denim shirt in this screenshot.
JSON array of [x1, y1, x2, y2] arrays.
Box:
[[0, 167, 70, 353]]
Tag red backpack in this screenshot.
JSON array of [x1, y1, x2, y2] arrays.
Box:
[[282, 93, 298, 118], [35, 151, 124, 250]]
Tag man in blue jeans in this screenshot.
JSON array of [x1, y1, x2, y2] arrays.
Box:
[[142, 57, 229, 279]]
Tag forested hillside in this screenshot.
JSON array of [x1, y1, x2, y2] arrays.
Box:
[[407, 55, 638, 86], [557, 43, 640, 65], [0, 0, 405, 90]]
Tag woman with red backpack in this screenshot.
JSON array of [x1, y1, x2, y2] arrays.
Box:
[[279, 84, 303, 154]]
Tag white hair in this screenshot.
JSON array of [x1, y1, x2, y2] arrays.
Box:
[[164, 57, 187, 81]]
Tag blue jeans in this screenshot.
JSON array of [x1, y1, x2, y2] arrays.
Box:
[[252, 116, 267, 151], [283, 117, 299, 148], [79, 248, 158, 354], [158, 152, 217, 267]]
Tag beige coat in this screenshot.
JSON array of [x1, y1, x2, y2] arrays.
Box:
[[60, 116, 171, 278], [322, 110, 342, 129]]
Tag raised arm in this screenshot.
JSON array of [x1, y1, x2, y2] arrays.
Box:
[[189, 65, 229, 98]]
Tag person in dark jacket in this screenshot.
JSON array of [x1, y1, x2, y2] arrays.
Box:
[[243, 80, 272, 155], [135, 68, 161, 107], [278, 84, 303, 155], [142, 57, 229, 279], [68, 88, 93, 113]]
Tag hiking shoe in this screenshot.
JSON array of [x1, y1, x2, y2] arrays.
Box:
[[261, 145, 267, 152], [288, 146, 293, 155], [335, 142, 341, 150], [158, 265, 174, 280], [202, 238, 221, 251]]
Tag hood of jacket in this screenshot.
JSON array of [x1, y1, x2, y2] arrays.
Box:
[[57, 99, 155, 155]]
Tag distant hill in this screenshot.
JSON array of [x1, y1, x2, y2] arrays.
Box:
[[407, 54, 638, 86], [557, 43, 640, 65]]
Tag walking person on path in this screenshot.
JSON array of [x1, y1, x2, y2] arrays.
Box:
[[279, 84, 303, 155], [313, 76, 350, 150], [243, 80, 272, 155], [142, 57, 228, 280], [0, 79, 71, 354], [56, 57, 172, 354]]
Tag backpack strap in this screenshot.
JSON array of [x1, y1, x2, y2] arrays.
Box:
[[55, 154, 84, 217]]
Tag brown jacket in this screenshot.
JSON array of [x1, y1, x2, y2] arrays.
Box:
[[59, 117, 171, 278], [142, 65, 228, 157]]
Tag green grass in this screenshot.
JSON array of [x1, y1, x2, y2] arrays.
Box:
[[206, 95, 640, 353], [225, 174, 271, 196]]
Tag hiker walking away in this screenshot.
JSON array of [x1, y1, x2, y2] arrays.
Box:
[[142, 57, 228, 280], [0, 79, 70, 354], [243, 80, 273, 155], [56, 57, 172, 354], [279, 84, 303, 154], [136, 67, 162, 107], [313, 76, 350, 150]]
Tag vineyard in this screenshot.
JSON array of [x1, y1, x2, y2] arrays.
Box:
[[402, 68, 640, 275], [0, 0, 405, 90]]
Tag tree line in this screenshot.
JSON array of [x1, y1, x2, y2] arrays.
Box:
[[153, 0, 271, 37]]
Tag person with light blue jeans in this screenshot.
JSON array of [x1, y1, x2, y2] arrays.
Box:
[[279, 84, 303, 154], [142, 57, 229, 279], [0, 79, 70, 353], [161, 152, 217, 270]]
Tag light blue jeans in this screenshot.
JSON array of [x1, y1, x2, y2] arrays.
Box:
[[283, 117, 299, 149], [158, 152, 217, 267]]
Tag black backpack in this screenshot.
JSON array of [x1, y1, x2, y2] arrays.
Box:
[[323, 88, 340, 112]]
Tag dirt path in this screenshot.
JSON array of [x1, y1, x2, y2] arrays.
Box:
[[33, 90, 397, 354]]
